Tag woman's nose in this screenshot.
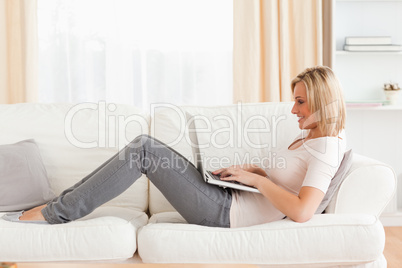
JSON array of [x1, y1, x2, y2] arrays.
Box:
[[291, 103, 297, 114]]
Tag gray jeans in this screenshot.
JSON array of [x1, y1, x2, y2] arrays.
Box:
[[41, 134, 232, 227]]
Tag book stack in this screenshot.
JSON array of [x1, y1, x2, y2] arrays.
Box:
[[344, 36, 402, 52]]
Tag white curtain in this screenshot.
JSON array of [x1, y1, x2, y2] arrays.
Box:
[[233, 0, 324, 103], [0, 0, 38, 104], [37, 0, 233, 109]]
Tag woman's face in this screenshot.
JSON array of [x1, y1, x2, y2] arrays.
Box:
[[291, 82, 318, 130]]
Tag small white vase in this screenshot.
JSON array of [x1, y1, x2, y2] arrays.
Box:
[[384, 90, 400, 105]]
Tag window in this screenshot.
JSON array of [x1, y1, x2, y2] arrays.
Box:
[[38, 0, 233, 109]]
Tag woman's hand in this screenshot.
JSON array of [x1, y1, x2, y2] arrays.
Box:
[[212, 166, 265, 188], [213, 164, 268, 177]]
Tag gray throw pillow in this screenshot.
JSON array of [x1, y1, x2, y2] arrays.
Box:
[[315, 149, 353, 214], [0, 139, 55, 211]]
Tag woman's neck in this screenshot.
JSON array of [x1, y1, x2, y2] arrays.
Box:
[[305, 128, 324, 140]]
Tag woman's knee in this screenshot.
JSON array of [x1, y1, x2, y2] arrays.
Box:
[[132, 134, 152, 146], [130, 134, 162, 152]]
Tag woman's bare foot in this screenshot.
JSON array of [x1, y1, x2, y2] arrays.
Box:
[[19, 204, 47, 221]]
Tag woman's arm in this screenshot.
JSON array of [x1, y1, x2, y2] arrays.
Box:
[[257, 179, 325, 223], [213, 167, 324, 223]]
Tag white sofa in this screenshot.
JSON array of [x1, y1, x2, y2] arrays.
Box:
[[0, 102, 396, 267]]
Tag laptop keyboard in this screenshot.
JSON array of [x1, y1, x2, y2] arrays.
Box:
[[206, 170, 221, 180], [206, 171, 240, 184]]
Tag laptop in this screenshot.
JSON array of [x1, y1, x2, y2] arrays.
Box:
[[186, 112, 260, 194]]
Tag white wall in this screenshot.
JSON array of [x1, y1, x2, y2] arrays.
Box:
[[346, 108, 401, 213]]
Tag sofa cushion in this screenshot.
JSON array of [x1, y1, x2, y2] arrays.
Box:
[[138, 213, 384, 265], [149, 102, 299, 214], [0, 103, 149, 212], [0, 139, 55, 211], [315, 149, 353, 214], [0, 206, 148, 261], [148, 211, 187, 224]]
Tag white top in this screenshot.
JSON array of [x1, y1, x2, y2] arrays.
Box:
[[229, 131, 347, 228]]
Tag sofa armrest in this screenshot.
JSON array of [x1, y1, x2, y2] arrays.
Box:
[[326, 153, 397, 217]]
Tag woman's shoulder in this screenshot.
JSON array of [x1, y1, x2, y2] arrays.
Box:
[[294, 130, 346, 147], [313, 130, 345, 145], [302, 130, 346, 167]]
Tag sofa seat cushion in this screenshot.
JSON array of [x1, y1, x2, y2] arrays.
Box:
[[0, 207, 148, 262], [138, 213, 384, 265], [148, 211, 188, 224]]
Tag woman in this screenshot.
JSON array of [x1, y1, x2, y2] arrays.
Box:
[[4, 65, 346, 228]]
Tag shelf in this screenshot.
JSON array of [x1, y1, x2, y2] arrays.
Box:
[[347, 105, 402, 110], [345, 100, 402, 110], [336, 50, 402, 55]]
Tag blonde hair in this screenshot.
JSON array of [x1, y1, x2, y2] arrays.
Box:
[[291, 66, 346, 136]]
